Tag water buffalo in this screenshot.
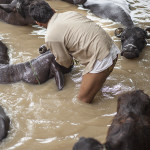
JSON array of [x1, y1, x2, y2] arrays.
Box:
[[0, 0, 35, 25], [73, 137, 104, 150], [62, 0, 133, 27], [0, 105, 10, 142], [115, 27, 150, 59], [0, 41, 73, 90], [62, 0, 150, 59], [73, 90, 150, 150]]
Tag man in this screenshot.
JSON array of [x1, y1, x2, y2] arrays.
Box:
[[29, 1, 120, 103]]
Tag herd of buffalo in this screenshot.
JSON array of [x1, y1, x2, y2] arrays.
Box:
[[0, 0, 150, 150]]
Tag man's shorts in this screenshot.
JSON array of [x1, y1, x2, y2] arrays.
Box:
[[90, 43, 120, 74]]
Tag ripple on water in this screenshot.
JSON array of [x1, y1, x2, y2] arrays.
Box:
[[0, 0, 150, 149]]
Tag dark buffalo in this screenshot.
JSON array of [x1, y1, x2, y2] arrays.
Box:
[[62, 0, 150, 59], [0, 105, 10, 142], [115, 27, 150, 59], [73, 137, 104, 150], [73, 90, 150, 150], [0, 41, 73, 90], [0, 0, 36, 25], [106, 90, 150, 150], [62, 0, 134, 27]]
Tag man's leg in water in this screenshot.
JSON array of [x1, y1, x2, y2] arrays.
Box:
[[78, 59, 117, 103]]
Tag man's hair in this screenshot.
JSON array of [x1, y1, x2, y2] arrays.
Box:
[[29, 1, 55, 23]]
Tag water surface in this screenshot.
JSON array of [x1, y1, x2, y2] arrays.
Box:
[[0, 0, 150, 149]]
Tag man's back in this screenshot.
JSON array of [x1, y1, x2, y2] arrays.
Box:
[[45, 11, 113, 74]]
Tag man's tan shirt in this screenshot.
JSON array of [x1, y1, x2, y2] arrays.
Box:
[[45, 11, 114, 75]]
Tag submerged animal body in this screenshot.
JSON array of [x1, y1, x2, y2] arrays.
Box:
[[73, 90, 150, 150], [62, 0, 150, 59], [62, 0, 133, 27], [0, 41, 73, 90], [0, 105, 10, 142], [73, 137, 104, 150], [0, 0, 35, 25]]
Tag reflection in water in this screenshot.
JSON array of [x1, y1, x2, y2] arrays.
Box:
[[0, 0, 150, 149]]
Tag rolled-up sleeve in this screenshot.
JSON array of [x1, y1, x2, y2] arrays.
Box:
[[46, 41, 73, 68]]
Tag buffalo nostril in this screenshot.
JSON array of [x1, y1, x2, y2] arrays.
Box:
[[121, 46, 139, 59]]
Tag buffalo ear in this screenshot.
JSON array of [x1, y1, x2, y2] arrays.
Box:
[[145, 27, 150, 39], [115, 28, 124, 38]]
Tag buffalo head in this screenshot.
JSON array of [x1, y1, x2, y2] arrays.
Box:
[[115, 27, 150, 59], [73, 137, 104, 150], [106, 90, 150, 150], [0, 0, 34, 18], [73, 90, 150, 150]]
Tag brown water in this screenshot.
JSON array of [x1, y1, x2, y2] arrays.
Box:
[[0, 0, 150, 149]]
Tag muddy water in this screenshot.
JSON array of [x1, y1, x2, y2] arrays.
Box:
[[0, 0, 150, 149]]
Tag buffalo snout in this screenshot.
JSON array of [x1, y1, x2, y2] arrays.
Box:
[[121, 44, 139, 59]]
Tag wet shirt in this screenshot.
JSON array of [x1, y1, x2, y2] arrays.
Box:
[[45, 11, 114, 75]]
